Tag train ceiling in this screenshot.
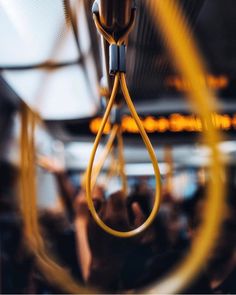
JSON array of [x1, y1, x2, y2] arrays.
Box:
[[0, 0, 236, 142]]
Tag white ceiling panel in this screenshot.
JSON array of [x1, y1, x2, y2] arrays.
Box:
[[3, 65, 98, 119], [0, 0, 79, 64], [0, 0, 99, 120], [38, 65, 97, 119]]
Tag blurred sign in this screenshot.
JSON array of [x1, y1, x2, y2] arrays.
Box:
[[165, 75, 229, 91], [89, 113, 236, 134]]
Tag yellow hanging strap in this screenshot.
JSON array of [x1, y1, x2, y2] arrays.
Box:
[[81, 123, 119, 189], [91, 124, 119, 188], [142, 0, 225, 293], [101, 129, 127, 194], [86, 13, 162, 238], [19, 102, 93, 294], [91, 123, 127, 195]]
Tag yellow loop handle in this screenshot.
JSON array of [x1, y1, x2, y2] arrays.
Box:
[[81, 124, 119, 189], [18, 0, 225, 292], [141, 0, 225, 293], [86, 73, 162, 238], [91, 124, 119, 188], [88, 124, 127, 195], [91, 124, 128, 195]]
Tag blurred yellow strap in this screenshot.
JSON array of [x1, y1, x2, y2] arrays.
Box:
[[89, 121, 127, 195], [19, 102, 92, 294], [81, 124, 119, 189], [91, 125, 118, 188], [143, 0, 225, 293]]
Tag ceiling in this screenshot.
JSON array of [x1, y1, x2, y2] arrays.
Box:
[[1, 0, 236, 146], [0, 0, 99, 119], [125, 0, 236, 101], [49, 0, 236, 143]]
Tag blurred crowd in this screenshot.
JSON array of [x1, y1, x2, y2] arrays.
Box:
[[0, 157, 236, 294]]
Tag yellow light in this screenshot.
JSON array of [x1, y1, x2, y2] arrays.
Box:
[[213, 113, 231, 130], [169, 113, 185, 131], [121, 115, 139, 133], [143, 116, 157, 133], [89, 113, 236, 134], [166, 75, 229, 91], [89, 117, 110, 134], [231, 114, 236, 129], [156, 117, 170, 132]]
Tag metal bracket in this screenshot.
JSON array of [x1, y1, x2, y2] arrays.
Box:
[[109, 44, 126, 75]]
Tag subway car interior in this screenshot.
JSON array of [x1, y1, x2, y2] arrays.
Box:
[[1, 0, 236, 294]]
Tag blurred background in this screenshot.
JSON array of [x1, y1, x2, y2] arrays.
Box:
[[0, 0, 236, 294]]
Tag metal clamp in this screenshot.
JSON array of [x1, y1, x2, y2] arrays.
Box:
[[109, 44, 126, 75]]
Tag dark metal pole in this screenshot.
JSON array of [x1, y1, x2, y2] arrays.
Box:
[[99, 0, 133, 31], [94, 0, 134, 92]]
